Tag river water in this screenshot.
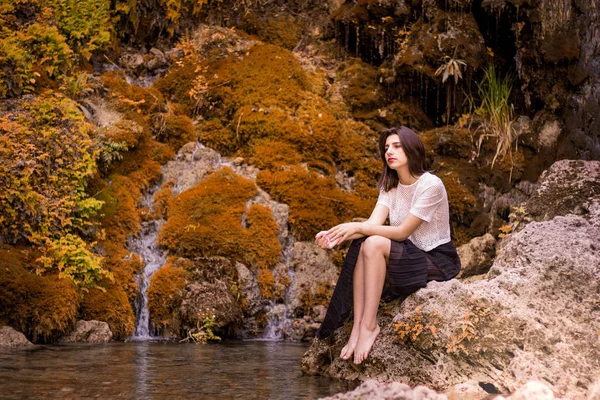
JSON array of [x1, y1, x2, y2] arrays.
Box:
[[0, 340, 352, 399]]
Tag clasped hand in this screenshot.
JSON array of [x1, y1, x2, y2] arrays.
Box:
[[315, 222, 362, 249]]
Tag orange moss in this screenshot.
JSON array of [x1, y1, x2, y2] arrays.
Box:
[[249, 139, 302, 170], [256, 166, 375, 241], [273, 271, 291, 301], [257, 268, 275, 299], [147, 260, 188, 335], [0, 247, 79, 343], [104, 119, 145, 149], [300, 282, 333, 314], [244, 204, 281, 269], [154, 113, 196, 151], [152, 180, 175, 219], [440, 171, 477, 225], [158, 167, 281, 272], [336, 58, 383, 114], [95, 174, 141, 244], [101, 70, 165, 114], [240, 14, 302, 49], [79, 283, 135, 339]]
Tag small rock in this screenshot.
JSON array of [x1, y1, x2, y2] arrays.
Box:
[[312, 305, 327, 323], [61, 320, 112, 343], [0, 326, 33, 347], [120, 52, 144, 70]]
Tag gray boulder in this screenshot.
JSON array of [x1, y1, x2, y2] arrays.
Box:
[[61, 320, 112, 343], [303, 160, 600, 399], [0, 326, 33, 347], [527, 160, 600, 221]]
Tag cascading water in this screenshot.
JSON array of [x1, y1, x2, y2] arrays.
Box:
[[128, 182, 167, 339], [261, 234, 296, 340]]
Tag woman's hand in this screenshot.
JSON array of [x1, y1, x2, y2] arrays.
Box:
[[315, 231, 341, 249], [326, 222, 363, 244]]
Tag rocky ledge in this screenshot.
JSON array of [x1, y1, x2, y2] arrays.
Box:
[[302, 160, 600, 399]]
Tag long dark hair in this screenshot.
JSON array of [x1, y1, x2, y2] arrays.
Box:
[[376, 126, 427, 192]]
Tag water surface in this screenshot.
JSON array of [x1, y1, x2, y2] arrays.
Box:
[[0, 341, 352, 399]]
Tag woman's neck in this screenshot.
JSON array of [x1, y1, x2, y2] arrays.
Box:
[[396, 168, 421, 185]]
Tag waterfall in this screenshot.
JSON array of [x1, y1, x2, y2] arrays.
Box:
[[128, 182, 167, 339]]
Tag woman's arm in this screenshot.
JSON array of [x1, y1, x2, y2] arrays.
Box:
[[315, 204, 390, 249], [326, 213, 423, 244]]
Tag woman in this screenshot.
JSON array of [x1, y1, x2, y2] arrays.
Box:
[[314, 126, 461, 365]]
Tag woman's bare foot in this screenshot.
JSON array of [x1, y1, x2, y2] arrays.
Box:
[[340, 327, 360, 360], [354, 325, 380, 365]]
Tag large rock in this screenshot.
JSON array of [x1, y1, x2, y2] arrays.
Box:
[[303, 161, 600, 399], [61, 320, 112, 343], [320, 380, 446, 400], [319, 380, 558, 400], [0, 326, 33, 347], [288, 242, 340, 318], [456, 233, 496, 278], [526, 160, 600, 221]]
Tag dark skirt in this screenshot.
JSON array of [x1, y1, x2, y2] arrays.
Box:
[[316, 236, 461, 339]]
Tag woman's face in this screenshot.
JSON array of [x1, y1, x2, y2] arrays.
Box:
[[384, 134, 408, 170]]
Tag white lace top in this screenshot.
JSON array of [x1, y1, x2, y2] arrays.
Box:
[[376, 172, 451, 252]]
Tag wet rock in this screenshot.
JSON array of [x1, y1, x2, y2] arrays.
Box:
[[456, 233, 496, 278], [165, 47, 184, 62], [235, 262, 265, 316], [321, 379, 560, 400], [146, 48, 168, 71], [61, 320, 112, 343], [394, 12, 487, 80], [313, 305, 327, 323], [526, 160, 600, 221], [303, 161, 600, 399], [180, 279, 243, 331], [319, 380, 447, 400], [288, 242, 339, 317], [161, 143, 221, 195], [495, 381, 555, 400], [0, 326, 33, 347], [120, 51, 145, 71]]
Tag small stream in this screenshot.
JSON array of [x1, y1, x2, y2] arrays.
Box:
[[0, 341, 352, 399]]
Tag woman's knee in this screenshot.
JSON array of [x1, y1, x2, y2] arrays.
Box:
[[362, 235, 390, 257]]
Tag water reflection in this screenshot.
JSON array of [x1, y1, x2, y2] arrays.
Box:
[[0, 341, 351, 399]]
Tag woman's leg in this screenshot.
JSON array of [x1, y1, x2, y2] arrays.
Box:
[[340, 244, 365, 359], [354, 235, 390, 364]]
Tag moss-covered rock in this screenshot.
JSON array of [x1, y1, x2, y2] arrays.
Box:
[[79, 283, 135, 340], [0, 247, 79, 343]]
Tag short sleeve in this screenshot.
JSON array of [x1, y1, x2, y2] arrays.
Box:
[[409, 180, 444, 222], [376, 189, 391, 209]]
